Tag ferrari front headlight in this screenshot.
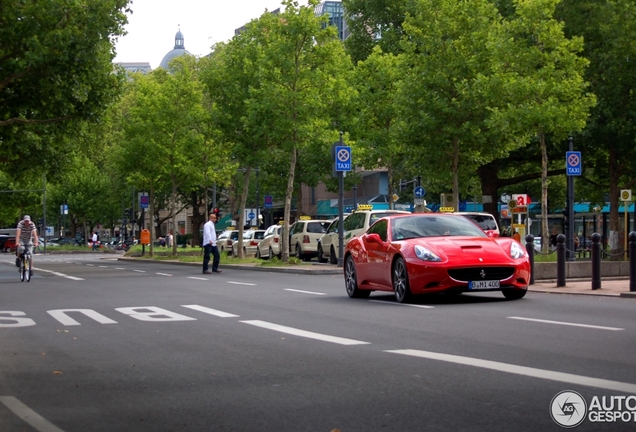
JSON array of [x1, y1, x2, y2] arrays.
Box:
[[510, 241, 526, 259], [414, 245, 441, 262]]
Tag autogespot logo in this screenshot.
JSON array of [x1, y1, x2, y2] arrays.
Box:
[[551, 390, 587, 428]]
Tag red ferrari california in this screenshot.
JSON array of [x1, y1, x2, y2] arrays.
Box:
[[343, 213, 530, 302]]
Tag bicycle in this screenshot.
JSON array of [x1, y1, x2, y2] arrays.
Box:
[[18, 245, 33, 282]]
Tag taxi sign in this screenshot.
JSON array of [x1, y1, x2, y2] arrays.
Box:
[[439, 207, 455, 213], [357, 204, 373, 211], [299, 215, 312, 220]]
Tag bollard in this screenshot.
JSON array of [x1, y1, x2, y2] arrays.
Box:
[[525, 234, 535, 285], [557, 233, 566, 287], [591, 232, 601, 290], [630, 231, 636, 292]]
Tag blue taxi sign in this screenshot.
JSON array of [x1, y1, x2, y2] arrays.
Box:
[[335, 146, 351, 172], [566, 151, 582, 176]]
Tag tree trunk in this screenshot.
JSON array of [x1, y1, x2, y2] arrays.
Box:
[[149, 184, 155, 257], [282, 147, 297, 263], [451, 137, 460, 211], [190, 190, 205, 248], [237, 168, 252, 259], [539, 130, 550, 253], [608, 146, 622, 260], [477, 160, 500, 223]]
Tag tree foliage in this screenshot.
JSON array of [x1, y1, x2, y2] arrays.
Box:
[[0, 0, 130, 176]]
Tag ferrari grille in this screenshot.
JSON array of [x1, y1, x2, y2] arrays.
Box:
[[448, 267, 515, 282]]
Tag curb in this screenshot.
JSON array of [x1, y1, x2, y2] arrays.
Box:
[[117, 256, 343, 275]]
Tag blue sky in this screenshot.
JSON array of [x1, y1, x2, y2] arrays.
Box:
[[114, 0, 309, 69]]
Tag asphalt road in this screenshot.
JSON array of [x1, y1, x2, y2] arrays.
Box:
[[1, 253, 635, 432]]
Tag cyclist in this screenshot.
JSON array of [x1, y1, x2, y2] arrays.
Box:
[[15, 215, 38, 276]]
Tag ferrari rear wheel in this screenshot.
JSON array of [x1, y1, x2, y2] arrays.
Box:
[[393, 257, 413, 303], [502, 288, 527, 300], [345, 255, 370, 298]]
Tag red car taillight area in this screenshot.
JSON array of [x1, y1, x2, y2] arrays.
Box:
[[274, 238, 279, 243], [303, 235, 310, 243]]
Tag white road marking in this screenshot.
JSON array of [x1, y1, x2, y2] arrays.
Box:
[[285, 289, 326, 296], [86, 264, 94, 266], [133, 270, 146, 273], [507, 316, 624, 331], [386, 349, 636, 394], [181, 305, 239, 318], [369, 300, 435, 309], [188, 277, 208, 281], [241, 320, 370, 346], [227, 281, 256, 286], [0, 396, 65, 432], [115, 268, 125, 270], [98, 266, 108, 268], [32, 268, 84, 281], [156, 273, 172, 277]]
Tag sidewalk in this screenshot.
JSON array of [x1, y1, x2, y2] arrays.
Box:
[[530, 277, 636, 298]]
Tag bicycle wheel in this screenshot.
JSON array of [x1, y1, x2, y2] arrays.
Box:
[[25, 256, 31, 282], [19, 257, 25, 282]]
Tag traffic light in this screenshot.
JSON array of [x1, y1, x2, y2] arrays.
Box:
[[124, 208, 132, 219], [213, 208, 221, 219]]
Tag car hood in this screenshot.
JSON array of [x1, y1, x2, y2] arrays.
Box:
[[412, 237, 516, 262]]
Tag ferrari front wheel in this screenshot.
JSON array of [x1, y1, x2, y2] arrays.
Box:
[[345, 255, 370, 298], [393, 257, 413, 303]]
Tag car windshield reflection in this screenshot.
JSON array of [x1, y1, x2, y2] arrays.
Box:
[[391, 215, 488, 240]]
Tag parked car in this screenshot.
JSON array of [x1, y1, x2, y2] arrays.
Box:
[[3, 237, 17, 253], [256, 225, 282, 259], [232, 229, 266, 257], [343, 213, 530, 303], [289, 218, 331, 261], [217, 229, 241, 255], [455, 212, 500, 237], [320, 208, 411, 264], [0, 235, 12, 252], [316, 215, 349, 264]]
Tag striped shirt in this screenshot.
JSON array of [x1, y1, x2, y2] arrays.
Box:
[[17, 220, 36, 244]]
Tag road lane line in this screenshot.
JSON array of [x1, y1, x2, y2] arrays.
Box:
[[0, 396, 65, 432], [188, 277, 208, 281], [507, 316, 624, 331], [386, 349, 636, 394], [32, 268, 84, 281], [227, 281, 256, 286], [99, 266, 109, 268], [156, 273, 172, 277], [369, 300, 434, 309], [182, 305, 239, 318], [241, 320, 370, 346], [86, 264, 94, 266], [285, 289, 326, 296], [133, 270, 146, 273], [115, 268, 125, 270]]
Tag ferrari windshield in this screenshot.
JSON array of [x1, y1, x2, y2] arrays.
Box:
[[391, 215, 488, 240]]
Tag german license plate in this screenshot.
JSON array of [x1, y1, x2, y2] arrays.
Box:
[[469, 280, 500, 290]]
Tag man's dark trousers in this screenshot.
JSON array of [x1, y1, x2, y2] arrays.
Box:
[[203, 244, 220, 273]]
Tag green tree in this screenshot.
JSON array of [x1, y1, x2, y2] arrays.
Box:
[[0, 0, 130, 176], [557, 0, 636, 256], [399, 0, 509, 210], [490, 0, 596, 250]]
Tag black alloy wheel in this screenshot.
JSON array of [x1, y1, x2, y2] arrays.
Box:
[[344, 255, 370, 298], [392, 257, 413, 303]]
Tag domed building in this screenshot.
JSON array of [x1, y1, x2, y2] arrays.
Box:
[[159, 29, 192, 69]]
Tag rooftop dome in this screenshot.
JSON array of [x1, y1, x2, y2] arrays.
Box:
[[159, 29, 192, 69]]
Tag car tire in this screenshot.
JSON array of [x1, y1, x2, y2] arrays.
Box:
[[269, 247, 276, 259], [256, 248, 262, 259], [330, 246, 337, 265], [502, 288, 527, 300], [295, 244, 302, 260], [317, 244, 327, 263], [393, 257, 413, 303], [344, 255, 370, 299]]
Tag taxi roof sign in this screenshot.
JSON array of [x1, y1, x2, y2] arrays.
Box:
[[439, 207, 455, 213], [299, 215, 312, 220], [357, 204, 373, 210]]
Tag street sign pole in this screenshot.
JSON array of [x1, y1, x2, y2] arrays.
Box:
[[337, 133, 345, 267], [567, 137, 575, 261]]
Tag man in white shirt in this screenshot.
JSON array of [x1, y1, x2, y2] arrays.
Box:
[[92, 232, 98, 250], [202, 212, 221, 274]]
